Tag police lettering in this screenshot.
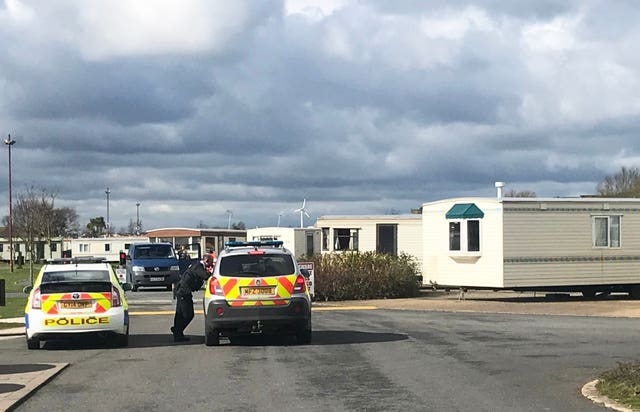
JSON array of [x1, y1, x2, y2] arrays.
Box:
[[44, 317, 110, 326]]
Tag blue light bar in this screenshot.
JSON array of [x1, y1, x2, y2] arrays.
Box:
[[225, 240, 284, 248]]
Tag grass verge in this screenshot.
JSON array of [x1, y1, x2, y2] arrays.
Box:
[[0, 296, 27, 319], [596, 361, 640, 410], [0, 263, 40, 292]]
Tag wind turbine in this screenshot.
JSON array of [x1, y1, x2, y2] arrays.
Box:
[[277, 210, 285, 227], [294, 199, 310, 228]]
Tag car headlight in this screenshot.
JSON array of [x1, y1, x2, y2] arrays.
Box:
[[170, 265, 179, 271], [132, 266, 145, 272]]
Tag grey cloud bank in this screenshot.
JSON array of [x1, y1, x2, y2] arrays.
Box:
[[0, 0, 639, 231]]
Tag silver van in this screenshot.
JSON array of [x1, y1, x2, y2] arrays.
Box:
[[126, 242, 180, 291]]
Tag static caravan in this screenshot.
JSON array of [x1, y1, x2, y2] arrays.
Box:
[[146, 228, 247, 257], [315, 214, 423, 265], [63, 236, 149, 262], [0, 236, 63, 263], [422, 197, 640, 298], [246, 227, 321, 258]]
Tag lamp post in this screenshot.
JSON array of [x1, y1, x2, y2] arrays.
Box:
[[136, 201, 140, 235], [226, 210, 232, 230], [4, 135, 15, 272], [105, 187, 110, 237]]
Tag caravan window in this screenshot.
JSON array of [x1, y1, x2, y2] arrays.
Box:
[[448, 220, 481, 254], [593, 216, 621, 248]]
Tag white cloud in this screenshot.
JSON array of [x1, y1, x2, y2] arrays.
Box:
[[74, 0, 251, 60]]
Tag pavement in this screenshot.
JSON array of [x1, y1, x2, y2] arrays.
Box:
[[2, 290, 640, 411]]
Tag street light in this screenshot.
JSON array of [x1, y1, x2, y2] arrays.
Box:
[[136, 201, 140, 235], [226, 210, 233, 230], [105, 187, 111, 237], [4, 135, 15, 272]]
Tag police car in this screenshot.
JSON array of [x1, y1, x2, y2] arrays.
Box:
[[24, 257, 131, 349], [203, 241, 312, 346]]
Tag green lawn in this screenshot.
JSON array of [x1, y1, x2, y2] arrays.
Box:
[[0, 296, 27, 320], [0, 263, 40, 292]]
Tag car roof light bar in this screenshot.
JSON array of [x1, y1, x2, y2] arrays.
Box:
[[225, 240, 284, 248]]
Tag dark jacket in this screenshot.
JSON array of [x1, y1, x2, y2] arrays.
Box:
[[175, 261, 209, 297]]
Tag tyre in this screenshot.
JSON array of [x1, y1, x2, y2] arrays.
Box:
[[205, 328, 220, 346], [114, 325, 129, 347], [26, 336, 40, 350], [131, 284, 138, 292], [296, 320, 312, 345]]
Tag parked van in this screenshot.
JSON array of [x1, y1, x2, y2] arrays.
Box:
[[126, 242, 180, 291]]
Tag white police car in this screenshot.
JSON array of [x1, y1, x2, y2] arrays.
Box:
[[24, 257, 131, 349], [203, 241, 312, 346]]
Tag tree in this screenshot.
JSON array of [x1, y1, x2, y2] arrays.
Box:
[[9, 187, 61, 281], [231, 221, 246, 230], [85, 216, 107, 237], [122, 218, 143, 235], [50, 207, 80, 238], [503, 189, 537, 197], [596, 166, 640, 197]]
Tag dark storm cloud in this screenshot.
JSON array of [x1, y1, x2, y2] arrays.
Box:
[[1, 0, 639, 229]]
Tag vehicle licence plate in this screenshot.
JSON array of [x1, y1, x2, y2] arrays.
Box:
[[241, 286, 275, 296], [59, 300, 92, 309], [150, 277, 164, 282]]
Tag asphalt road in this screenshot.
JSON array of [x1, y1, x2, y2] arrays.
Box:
[[1, 289, 639, 411]]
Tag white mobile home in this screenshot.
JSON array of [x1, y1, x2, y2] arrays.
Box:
[[246, 227, 321, 258], [422, 197, 640, 298], [63, 236, 149, 262], [315, 214, 423, 265]]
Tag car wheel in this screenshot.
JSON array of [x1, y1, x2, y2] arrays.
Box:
[[296, 320, 312, 345], [205, 328, 220, 346], [26, 336, 40, 350], [131, 284, 138, 292], [114, 325, 129, 347]]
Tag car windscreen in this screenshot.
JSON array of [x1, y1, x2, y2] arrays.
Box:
[[219, 254, 295, 277], [134, 244, 175, 259]]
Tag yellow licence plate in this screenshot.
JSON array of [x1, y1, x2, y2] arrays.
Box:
[[59, 300, 92, 309], [241, 287, 275, 296]]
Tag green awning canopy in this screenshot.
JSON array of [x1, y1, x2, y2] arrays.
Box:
[[445, 203, 485, 219]]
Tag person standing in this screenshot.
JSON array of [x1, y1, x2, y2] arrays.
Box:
[[171, 254, 214, 342]]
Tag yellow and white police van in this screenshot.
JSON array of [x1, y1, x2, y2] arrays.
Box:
[[24, 257, 131, 349], [203, 241, 312, 346]]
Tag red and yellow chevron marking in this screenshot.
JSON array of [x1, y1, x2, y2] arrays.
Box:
[[218, 275, 296, 307], [42, 292, 112, 314]]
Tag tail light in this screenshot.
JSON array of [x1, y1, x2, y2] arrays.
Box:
[[293, 275, 307, 294], [111, 285, 122, 307], [208, 277, 223, 296], [31, 288, 42, 309]]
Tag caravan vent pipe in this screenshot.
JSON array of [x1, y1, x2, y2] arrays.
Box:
[[495, 181, 505, 198]]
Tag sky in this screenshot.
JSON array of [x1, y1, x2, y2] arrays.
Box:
[[1, 0, 639, 232]]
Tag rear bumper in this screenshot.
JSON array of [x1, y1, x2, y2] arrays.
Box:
[[204, 297, 311, 335], [25, 309, 128, 340]]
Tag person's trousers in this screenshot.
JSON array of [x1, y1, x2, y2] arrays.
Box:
[[172, 294, 194, 336]]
